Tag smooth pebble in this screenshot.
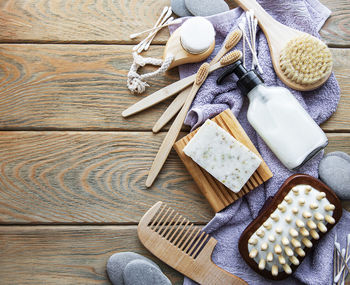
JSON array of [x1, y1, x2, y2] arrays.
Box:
[[123, 260, 171, 285], [319, 151, 350, 200], [185, 0, 229, 16], [107, 252, 160, 285], [171, 0, 192, 17]]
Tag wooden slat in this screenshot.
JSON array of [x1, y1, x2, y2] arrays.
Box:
[[0, 44, 181, 131], [0, 226, 184, 285], [320, 0, 350, 47], [0, 131, 212, 224], [0, 131, 348, 224], [0, 225, 349, 285], [0, 44, 349, 132], [0, 0, 348, 46], [321, 48, 350, 131]]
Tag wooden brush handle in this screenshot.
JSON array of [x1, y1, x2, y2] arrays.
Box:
[[146, 82, 202, 187], [146, 63, 210, 187], [152, 87, 189, 133]]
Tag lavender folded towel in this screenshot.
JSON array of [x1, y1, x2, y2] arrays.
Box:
[[169, 1, 350, 284]]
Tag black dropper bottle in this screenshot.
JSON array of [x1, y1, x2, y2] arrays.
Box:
[[217, 60, 264, 95]]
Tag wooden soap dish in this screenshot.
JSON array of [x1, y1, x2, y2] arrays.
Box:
[[174, 109, 273, 213]]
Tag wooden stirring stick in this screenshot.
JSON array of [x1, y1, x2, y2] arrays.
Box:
[[152, 29, 242, 133], [146, 62, 210, 187], [146, 51, 242, 187]]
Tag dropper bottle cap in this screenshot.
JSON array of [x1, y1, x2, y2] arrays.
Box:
[[217, 60, 264, 95]]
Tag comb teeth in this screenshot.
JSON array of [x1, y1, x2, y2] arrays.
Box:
[[145, 203, 210, 259]]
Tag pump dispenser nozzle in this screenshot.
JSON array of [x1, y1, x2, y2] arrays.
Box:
[[217, 60, 264, 95]]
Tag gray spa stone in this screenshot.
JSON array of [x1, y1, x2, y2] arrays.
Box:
[[319, 151, 350, 200], [171, 0, 192, 17], [107, 252, 160, 285], [185, 0, 229, 16], [123, 260, 171, 285]]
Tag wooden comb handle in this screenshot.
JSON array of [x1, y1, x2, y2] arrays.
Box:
[[205, 264, 248, 285], [197, 239, 247, 285]]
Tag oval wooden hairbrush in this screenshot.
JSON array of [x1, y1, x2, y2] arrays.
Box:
[[235, 0, 333, 91]]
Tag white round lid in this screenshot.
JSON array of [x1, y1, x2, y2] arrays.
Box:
[[180, 17, 215, 54]]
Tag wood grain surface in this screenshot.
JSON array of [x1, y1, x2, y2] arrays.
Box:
[[0, 226, 184, 285], [0, 131, 347, 224], [320, 0, 350, 47], [0, 0, 349, 284], [0, 0, 348, 46], [0, 45, 348, 131]]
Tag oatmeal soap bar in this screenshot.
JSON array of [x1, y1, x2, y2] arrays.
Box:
[[183, 119, 261, 193]]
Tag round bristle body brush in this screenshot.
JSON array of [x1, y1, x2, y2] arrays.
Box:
[[234, 0, 333, 91]]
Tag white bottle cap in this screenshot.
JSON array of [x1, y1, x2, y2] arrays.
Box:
[[180, 17, 215, 54]]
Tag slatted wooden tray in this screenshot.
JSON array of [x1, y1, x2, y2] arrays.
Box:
[[174, 109, 273, 213]]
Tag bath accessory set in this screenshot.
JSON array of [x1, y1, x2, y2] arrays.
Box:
[[145, 51, 242, 187], [152, 29, 242, 133], [127, 16, 215, 94]]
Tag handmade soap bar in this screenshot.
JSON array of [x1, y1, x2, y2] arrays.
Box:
[[183, 119, 261, 193]]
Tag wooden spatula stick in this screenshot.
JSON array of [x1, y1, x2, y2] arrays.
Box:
[[145, 63, 210, 187]]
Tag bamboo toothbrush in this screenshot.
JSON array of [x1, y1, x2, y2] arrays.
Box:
[[152, 29, 242, 133], [122, 50, 242, 118], [138, 201, 247, 284], [234, 0, 333, 91], [146, 51, 242, 187], [145, 62, 210, 187]]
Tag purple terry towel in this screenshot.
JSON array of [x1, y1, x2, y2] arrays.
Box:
[[168, 1, 350, 284]]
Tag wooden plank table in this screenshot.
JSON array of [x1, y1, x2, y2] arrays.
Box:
[[0, 0, 349, 284]]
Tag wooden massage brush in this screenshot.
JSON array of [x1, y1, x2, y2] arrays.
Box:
[[152, 29, 243, 133], [239, 174, 342, 280], [146, 51, 242, 187], [122, 30, 242, 118], [138, 201, 247, 285], [234, 0, 333, 91]]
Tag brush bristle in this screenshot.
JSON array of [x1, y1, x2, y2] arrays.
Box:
[[220, 50, 242, 66], [225, 29, 243, 50], [279, 34, 333, 85], [247, 184, 336, 276], [195, 63, 210, 85]]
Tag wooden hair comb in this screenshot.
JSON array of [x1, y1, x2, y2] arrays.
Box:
[[138, 202, 247, 285]]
